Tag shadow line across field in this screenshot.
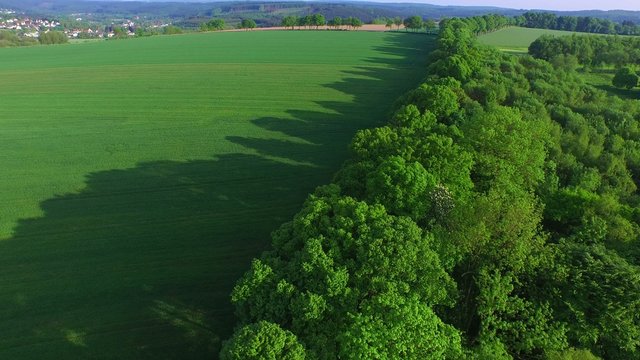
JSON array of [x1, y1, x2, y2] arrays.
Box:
[[0, 34, 434, 359]]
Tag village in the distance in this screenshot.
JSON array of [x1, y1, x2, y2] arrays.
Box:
[[0, 7, 169, 39]]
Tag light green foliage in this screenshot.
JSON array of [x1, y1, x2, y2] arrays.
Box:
[[478, 27, 599, 53], [365, 156, 436, 220], [0, 31, 432, 359], [220, 321, 306, 360], [547, 348, 601, 360], [312, 14, 326, 29], [338, 295, 463, 359], [226, 14, 640, 360], [461, 105, 549, 192], [231, 185, 458, 359], [401, 80, 460, 119]]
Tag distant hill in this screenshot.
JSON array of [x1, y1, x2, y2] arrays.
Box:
[[2, 0, 640, 28]]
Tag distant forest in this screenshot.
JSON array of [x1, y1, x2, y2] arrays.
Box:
[[3, 0, 640, 29]]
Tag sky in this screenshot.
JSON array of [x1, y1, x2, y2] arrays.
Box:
[[410, 1, 640, 11]]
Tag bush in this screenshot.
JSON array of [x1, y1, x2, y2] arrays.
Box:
[[38, 31, 68, 45], [612, 67, 638, 89]]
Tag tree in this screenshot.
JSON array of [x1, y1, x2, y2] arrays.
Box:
[[424, 19, 438, 34], [612, 67, 638, 89], [240, 19, 257, 30], [162, 25, 182, 35], [393, 16, 402, 30], [207, 19, 225, 31], [299, 15, 313, 30], [282, 16, 298, 30], [328, 17, 342, 30], [350, 17, 363, 30], [230, 185, 458, 359], [38, 31, 68, 45], [312, 14, 326, 30], [404, 16, 423, 32], [385, 19, 394, 30], [220, 321, 306, 360]]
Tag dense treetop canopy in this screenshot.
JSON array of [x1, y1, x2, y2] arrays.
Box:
[[222, 13, 640, 360]]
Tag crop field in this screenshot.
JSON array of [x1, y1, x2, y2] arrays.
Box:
[[0, 31, 434, 358], [478, 27, 594, 53]]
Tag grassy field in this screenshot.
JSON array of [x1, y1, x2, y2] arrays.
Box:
[[578, 68, 640, 100], [0, 31, 434, 358], [478, 27, 595, 53]]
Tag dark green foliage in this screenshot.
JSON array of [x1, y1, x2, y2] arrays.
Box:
[[38, 31, 68, 45], [240, 19, 258, 30], [220, 321, 306, 360], [612, 67, 639, 89], [203, 18, 226, 31], [403, 16, 423, 32], [553, 242, 640, 358], [530, 34, 640, 68], [162, 25, 183, 35], [0, 31, 38, 47], [282, 16, 298, 29], [519, 11, 639, 35]]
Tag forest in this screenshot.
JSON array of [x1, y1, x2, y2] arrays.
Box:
[[220, 14, 640, 360]]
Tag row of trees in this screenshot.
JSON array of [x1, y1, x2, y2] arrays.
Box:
[[0, 30, 38, 47], [529, 34, 640, 68], [220, 13, 640, 360], [0, 30, 68, 47], [449, 12, 640, 36], [392, 15, 438, 33], [281, 15, 363, 30], [518, 11, 640, 35]]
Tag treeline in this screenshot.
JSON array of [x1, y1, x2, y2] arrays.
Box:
[[451, 13, 514, 35], [518, 11, 640, 35], [530, 34, 640, 68], [220, 14, 640, 360], [281, 14, 367, 30], [0, 30, 67, 48], [0, 30, 38, 47]]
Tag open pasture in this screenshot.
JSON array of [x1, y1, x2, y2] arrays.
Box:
[[478, 27, 597, 53], [0, 31, 434, 358]]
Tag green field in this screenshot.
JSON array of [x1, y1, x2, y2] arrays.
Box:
[[478, 27, 594, 53], [0, 31, 434, 358]]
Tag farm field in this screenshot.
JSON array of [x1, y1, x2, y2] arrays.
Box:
[[478, 27, 595, 53], [0, 31, 434, 358]]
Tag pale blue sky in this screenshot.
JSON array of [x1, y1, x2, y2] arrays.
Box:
[[409, 1, 640, 11]]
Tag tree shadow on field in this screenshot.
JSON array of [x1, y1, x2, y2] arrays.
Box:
[[0, 33, 433, 359]]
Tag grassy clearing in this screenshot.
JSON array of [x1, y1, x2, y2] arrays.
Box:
[[578, 68, 640, 100], [478, 27, 598, 53], [0, 31, 434, 358]]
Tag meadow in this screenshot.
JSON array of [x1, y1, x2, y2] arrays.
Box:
[[478, 27, 594, 53], [0, 31, 434, 358]]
